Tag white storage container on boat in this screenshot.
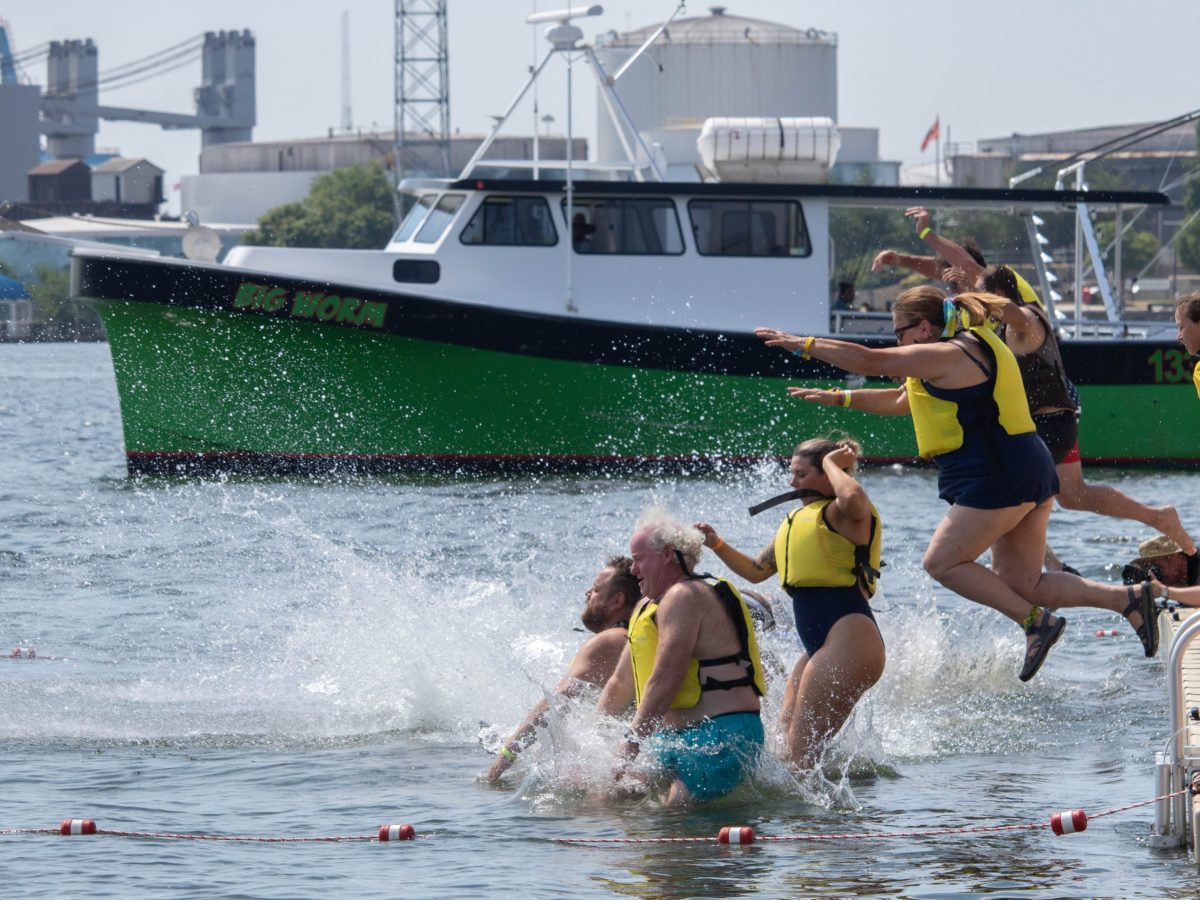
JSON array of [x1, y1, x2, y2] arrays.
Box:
[[696, 116, 840, 183]]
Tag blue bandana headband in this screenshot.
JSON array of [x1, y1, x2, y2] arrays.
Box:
[[942, 297, 962, 338]]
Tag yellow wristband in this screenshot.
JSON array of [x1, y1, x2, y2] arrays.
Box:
[[801, 336, 815, 359], [842, 389, 853, 408], [919, 226, 932, 240], [711, 536, 725, 551], [499, 746, 516, 760]]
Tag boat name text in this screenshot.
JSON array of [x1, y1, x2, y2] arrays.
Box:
[[232, 282, 387, 329]]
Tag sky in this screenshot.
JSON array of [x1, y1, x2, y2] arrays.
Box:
[[3, 0, 1199, 215]]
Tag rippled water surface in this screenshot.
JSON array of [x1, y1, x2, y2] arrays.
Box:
[[2, 342, 1198, 898]]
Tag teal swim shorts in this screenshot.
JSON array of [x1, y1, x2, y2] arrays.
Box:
[[653, 711, 764, 802]]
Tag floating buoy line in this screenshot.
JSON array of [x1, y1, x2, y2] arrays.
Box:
[[0, 790, 1185, 848]]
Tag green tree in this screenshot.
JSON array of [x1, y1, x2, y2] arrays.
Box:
[[243, 162, 396, 249], [25, 263, 105, 340], [1095, 222, 1161, 275]]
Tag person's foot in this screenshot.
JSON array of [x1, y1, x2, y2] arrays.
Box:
[[1020, 610, 1067, 682], [1121, 582, 1159, 657], [1153, 505, 1197, 556]]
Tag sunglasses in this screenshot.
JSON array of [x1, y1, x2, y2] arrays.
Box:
[[894, 322, 921, 340]]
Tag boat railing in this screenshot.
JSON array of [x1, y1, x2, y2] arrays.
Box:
[[1152, 608, 1200, 853], [829, 309, 1176, 342]]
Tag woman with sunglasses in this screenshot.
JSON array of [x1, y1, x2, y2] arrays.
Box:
[[755, 286, 1158, 682]]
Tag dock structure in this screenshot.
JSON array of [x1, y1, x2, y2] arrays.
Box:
[[1152, 604, 1200, 860]]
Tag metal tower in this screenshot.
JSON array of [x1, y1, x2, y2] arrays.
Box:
[[394, 0, 450, 177]]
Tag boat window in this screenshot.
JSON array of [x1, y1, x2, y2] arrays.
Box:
[[687, 200, 811, 257], [415, 194, 465, 243], [459, 196, 558, 246], [391, 195, 436, 243], [561, 198, 684, 255]]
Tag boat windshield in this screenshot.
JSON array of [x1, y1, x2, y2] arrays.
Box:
[[391, 195, 437, 243]]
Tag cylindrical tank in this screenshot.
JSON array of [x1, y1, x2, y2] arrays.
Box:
[[594, 7, 837, 165]]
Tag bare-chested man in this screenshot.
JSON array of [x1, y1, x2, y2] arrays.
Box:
[[485, 556, 639, 782], [597, 507, 765, 805]]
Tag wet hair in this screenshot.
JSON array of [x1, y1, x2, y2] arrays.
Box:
[[981, 265, 1023, 305], [1176, 292, 1200, 324], [961, 238, 987, 268], [604, 555, 640, 609], [893, 286, 1009, 332], [792, 436, 861, 473], [634, 504, 703, 572], [931, 240, 988, 274]]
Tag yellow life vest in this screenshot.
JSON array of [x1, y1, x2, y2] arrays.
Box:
[[628, 576, 766, 709], [906, 325, 1036, 459], [1014, 271, 1045, 310], [1193, 363, 1200, 401], [774, 498, 882, 596]]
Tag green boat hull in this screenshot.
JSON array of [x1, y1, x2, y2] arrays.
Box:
[[77, 255, 1200, 474], [96, 298, 921, 472]]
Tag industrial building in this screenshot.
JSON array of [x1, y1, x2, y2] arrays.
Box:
[[0, 28, 254, 211]]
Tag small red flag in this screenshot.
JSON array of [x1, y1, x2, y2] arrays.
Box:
[[920, 117, 940, 152]]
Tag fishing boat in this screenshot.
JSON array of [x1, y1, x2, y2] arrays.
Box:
[[70, 7, 1196, 475]]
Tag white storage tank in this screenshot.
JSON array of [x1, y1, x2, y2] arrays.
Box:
[[696, 116, 840, 183], [593, 6, 837, 167]]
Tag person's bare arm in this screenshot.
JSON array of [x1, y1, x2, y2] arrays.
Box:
[[486, 631, 627, 782], [695, 523, 776, 584], [786, 385, 911, 416], [872, 248, 943, 280], [756, 327, 961, 383], [624, 587, 703, 743], [907, 207, 984, 283], [821, 445, 873, 545], [596, 641, 636, 717]]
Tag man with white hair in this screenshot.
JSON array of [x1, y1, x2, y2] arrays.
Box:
[[597, 506, 765, 805]]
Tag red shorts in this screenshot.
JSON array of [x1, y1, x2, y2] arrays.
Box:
[[1060, 440, 1081, 465]]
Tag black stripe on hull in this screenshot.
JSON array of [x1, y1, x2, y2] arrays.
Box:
[[76, 254, 1191, 386], [126, 450, 1200, 478]]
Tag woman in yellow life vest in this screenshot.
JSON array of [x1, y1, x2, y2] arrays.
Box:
[[755, 287, 1160, 683], [695, 438, 885, 771]]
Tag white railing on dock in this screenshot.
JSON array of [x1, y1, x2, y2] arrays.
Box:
[[1151, 608, 1200, 855]]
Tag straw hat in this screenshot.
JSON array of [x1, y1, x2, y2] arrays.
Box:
[[1138, 535, 1183, 560]]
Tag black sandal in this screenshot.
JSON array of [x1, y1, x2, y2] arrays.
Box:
[[1019, 609, 1067, 682], [1122, 581, 1159, 658]]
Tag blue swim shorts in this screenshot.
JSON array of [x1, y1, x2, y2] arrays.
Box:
[[653, 711, 764, 803]]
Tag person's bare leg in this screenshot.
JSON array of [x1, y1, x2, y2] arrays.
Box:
[[664, 780, 694, 807], [923, 503, 1039, 624], [779, 654, 809, 733], [1056, 461, 1197, 554], [992, 502, 1152, 642], [783, 615, 884, 770]]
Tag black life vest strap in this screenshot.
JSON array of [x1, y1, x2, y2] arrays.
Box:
[[852, 513, 882, 594], [690, 573, 763, 697], [749, 488, 828, 517]]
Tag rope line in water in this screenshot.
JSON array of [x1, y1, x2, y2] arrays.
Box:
[[5, 791, 1186, 847], [6, 819, 418, 843], [554, 788, 1190, 845]]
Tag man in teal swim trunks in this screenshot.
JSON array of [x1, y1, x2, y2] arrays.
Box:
[[597, 506, 765, 805]]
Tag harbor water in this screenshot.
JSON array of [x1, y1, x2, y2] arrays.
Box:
[[3, 342, 1199, 898]]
